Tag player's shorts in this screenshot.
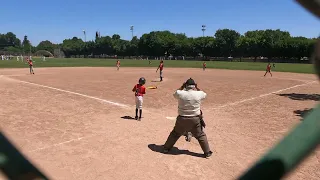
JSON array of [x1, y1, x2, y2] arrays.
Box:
[[135, 96, 143, 109], [266, 69, 270, 72]]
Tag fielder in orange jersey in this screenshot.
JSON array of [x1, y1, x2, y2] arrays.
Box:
[[156, 60, 164, 81], [116, 60, 120, 70], [27, 58, 35, 74], [264, 63, 272, 77], [132, 77, 146, 121], [203, 62, 206, 71]]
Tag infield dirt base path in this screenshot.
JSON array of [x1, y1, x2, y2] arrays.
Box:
[[0, 67, 319, 180]]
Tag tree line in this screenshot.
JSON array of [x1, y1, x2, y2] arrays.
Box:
[[0, 29, 317, 62]]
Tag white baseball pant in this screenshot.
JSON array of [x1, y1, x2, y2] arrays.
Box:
[[135, 96, 143, 109]]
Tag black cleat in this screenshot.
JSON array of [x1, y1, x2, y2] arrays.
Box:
[[163, 148, 170, 154], [204, 151, 213, 159]]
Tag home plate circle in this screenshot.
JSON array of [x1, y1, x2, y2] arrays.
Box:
[[166, 117, 176, 120]]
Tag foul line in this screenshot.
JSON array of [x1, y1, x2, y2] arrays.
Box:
[[211, 80, 317, 109], [29, 136, 86, 152], [2, 76, 129, 108], [270, 77, 314, 82], [165, 80, 317, 120]]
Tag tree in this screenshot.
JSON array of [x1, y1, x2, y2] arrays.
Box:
[[95, 35, 113, 55], [127, 36, 139, 57], [61, 37, 85, 57], [1, 27, 314, 61], [215, 29, 240, 57], [37, 40, 56, 54], [22, 35, 32, 55], [0, 32, 21, 52]]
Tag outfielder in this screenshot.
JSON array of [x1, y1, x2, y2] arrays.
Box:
[[27, 58, 35, 74], [203, 62, 206, 71], [116, 60, 120, 70], [132, 77, 146, 120], [264, 63, 272, 77], [156, 60, 164, 82]]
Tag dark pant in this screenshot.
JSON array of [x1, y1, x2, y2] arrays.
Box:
[[163, 115, 211, 154]]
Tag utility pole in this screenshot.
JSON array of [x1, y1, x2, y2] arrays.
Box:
[[82, 30, 86, 42], [202, 25, 206, 37], [130, 26, 134, 38]]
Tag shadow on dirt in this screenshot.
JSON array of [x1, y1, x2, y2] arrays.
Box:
[[277, 93, 320, 101], [148, 144, 204, 158], [120, 116, 136, 120], [293, 108, 313, 120]]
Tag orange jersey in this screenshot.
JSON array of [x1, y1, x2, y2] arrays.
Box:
[[132, 84, 146, 97], [203, 63, 206, 67], [116, 61, 120, 65], [28, 60, 33, 66], [266, 64, 271, 70]]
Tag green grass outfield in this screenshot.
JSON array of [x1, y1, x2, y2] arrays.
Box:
[[0, 58, 315, 74]]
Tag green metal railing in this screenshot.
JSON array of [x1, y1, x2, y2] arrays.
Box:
[[0, 132, 49, 180], [238, 104, 320, 180]]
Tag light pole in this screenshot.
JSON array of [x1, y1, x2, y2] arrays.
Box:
[[201, 25, 206, 37], [82, 30, 86, 42], [130, 26, 134, 38]]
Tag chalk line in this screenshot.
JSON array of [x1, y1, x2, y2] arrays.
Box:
[[166, 117, 176, 120], [270, 77, 314, 82], [212, 80, 317, 109], [29, 136, 91, 153], [3, 76, 129, 108], [165, 80, 317, 120]]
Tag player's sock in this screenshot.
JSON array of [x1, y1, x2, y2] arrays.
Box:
[[135, 109, 138, 118], [139, 109, 142, 118]]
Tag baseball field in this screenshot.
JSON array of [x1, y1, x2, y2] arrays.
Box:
[[0, 59, 319, 179]]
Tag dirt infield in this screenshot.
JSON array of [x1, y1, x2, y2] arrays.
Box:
[[0, 67, 319, 180]]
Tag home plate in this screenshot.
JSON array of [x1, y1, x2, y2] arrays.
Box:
[[166, 117, 176, 120]]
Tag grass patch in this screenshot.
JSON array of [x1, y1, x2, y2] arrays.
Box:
[[0, 58, 315, 74]]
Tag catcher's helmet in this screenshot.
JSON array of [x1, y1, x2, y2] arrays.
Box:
[[185, 78, 196, 86], [139, 77, 146, 85]]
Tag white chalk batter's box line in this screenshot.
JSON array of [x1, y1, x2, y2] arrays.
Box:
[[1, 75, 317, 152]]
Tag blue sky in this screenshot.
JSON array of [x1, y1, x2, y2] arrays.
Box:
[[1, 0, 319, 46]]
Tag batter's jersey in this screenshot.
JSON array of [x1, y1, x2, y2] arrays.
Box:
[[133, 84, 146, 97]]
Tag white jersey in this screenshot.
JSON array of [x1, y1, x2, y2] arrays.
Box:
[[173, 89, 207, 117]]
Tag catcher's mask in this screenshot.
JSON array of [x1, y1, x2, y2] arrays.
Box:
[[185, 78, 196, 89]]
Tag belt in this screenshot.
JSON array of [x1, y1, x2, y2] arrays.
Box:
[[178, 115, 200, 118]]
